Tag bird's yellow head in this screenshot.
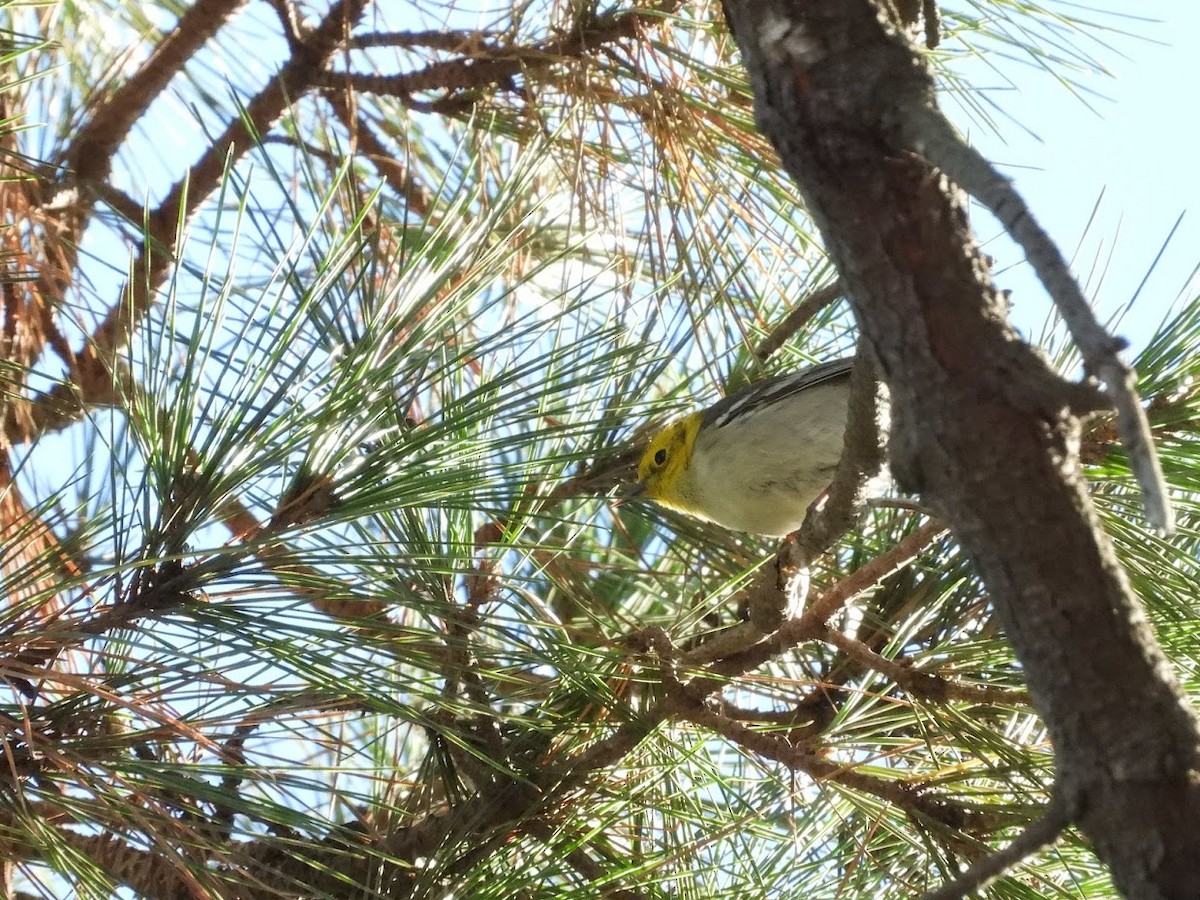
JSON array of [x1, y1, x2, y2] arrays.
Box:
[[634, 412, 703, 509]]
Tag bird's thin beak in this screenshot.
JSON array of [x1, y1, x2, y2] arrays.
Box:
[[614, 480, 646, 507]]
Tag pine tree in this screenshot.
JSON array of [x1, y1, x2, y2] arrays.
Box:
[[0, 1, 1196, 896]]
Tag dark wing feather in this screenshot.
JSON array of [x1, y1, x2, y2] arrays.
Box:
[[703, 358, 854, 430]]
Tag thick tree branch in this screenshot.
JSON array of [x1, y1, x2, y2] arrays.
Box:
[[900, 109, 1172, 533], [721, 2, 1200, 896]]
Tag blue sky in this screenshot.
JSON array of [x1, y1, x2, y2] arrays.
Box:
[[951, 2, 1200, 354]]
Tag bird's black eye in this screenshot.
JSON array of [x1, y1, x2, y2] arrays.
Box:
[[654, 449, 668, 466]]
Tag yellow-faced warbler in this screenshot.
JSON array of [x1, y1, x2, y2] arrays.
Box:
[[631, 358, 852, 535]]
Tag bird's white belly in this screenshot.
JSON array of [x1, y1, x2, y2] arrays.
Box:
[[685, 384, 848, 535]]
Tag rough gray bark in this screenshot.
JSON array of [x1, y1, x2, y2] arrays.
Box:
[[720, 1, 1200, 896]]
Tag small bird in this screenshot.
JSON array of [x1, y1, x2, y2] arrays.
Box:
[[630, 359, 853, 536]]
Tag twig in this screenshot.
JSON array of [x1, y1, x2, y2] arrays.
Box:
[[261, 0, 307, 48], [714, 693, 837, 729], [348, 29, 505, 53], [684, 518, 947, 681], [641, 636, 1002, 835], [740, 347, 889, 634], [14, 0, 373, 448], [918, 793, 1070, 900], [791, 341, 890, 564], [524, 820, 650, 900], [24, 0, 247, 418], [682, 619, 766, 665], [790, 519, 948, 638], [681, 699, 998, 834], [63, 0, 244, 184], [922, 0, 941, 49], [686, 516, 946, 669], [324, 93, 434, 219], [753, 280, 843, 361], [817, 625, 1029, 706], [312, 0, 687, 104]]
